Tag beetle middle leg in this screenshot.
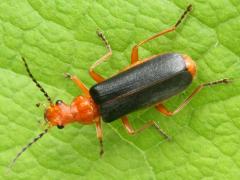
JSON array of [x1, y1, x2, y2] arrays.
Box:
[[121, 116, 170, 140], [89, 30, 112, 83], [131, 4, 192, 64], [156, 78, 232, 116]]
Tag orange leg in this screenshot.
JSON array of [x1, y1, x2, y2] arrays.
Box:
[[89, 30, 112, 83], [131, 4, 192, 64], [156, 78, 232, 116], [95, 118, 104, 156], [121, 116, 170, 140], [89, 5, 192, 83], [64, 73, 90, 97]]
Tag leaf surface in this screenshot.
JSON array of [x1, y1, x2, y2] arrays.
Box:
[[0, 0, 240, 179]]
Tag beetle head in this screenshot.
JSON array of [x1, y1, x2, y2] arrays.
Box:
[[44, 100, 73, 129]]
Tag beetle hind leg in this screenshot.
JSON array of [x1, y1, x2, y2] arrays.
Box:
[[121, 116, 171, 140], [89, 30, 112, 83], [156, 78, 232, 116]]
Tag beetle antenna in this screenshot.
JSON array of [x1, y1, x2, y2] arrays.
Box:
[[175, 4, 192, 28], [21, 57, 53, 104], [8, 127, 49, 170]]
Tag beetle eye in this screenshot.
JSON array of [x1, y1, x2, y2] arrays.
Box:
[[57, 125, 64, 129], [56, 100, 63, 105]]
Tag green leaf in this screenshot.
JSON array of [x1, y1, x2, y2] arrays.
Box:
[[1, 0, 240, 179]]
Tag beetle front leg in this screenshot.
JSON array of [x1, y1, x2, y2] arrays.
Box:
[[131, 5, 192, 64], [156, 78, 232, 116], [64, 73, 90, 97], [95, 118, 104, 156], [121, 116, 170, 140], [89, 30, 112, 83]]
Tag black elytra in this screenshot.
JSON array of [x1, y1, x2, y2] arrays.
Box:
[[90, 53, 192, 122]]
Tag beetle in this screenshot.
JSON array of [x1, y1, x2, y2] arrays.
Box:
[[9, 4, 231, 168]]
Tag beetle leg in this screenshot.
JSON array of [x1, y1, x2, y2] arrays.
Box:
[[156, 78, 232, 116], [131, 5, 192, 64], [95, 118, 104, 156], [121, 116, 170, 140], [89, 30, 112, 83], [64, 73, 90, 97]]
